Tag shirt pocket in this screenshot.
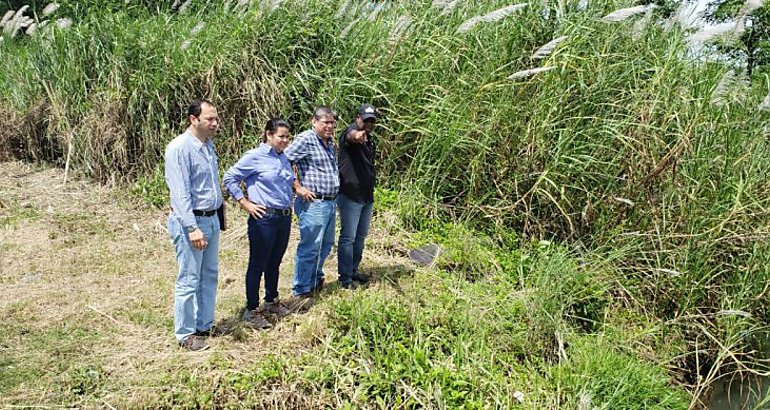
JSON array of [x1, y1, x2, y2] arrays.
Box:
[[277, 167, 294, 183]]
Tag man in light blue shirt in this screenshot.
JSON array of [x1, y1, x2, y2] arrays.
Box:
[[164, 98, 223, 351]]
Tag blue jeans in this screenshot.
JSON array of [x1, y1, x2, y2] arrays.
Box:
[[168, 213, 220, 342], [292, 198, 336, 295], [337, 194, 373, 286], [246, 213, 291, 310]]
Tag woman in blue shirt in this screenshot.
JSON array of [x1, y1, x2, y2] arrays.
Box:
[[223, 118, 295, 329]]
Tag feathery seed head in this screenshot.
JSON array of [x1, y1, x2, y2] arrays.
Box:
[[631, 8, 653, 39], [532, 35, 567, 59], [389, 15, 412, 44], [613, 197, 635, 207], [367, 2, 386, 21], [440, 0, 460, 16], [55, 18, 72, 29], [509, 66, 555, 80], [178, 0, 192, 14], [759, 92, 770, 111], [688, 20, 744, 43], [269, 0, 283, 12], [717, 309, 752, 318], [601, 5, 654, 22], [25, 22, 37, 35], [190, 21, 205, 35], [577, 391, 592, 410], [335, 0, 351, 18], [456, 3, 528, 34], [340, 18, 359, 38], [42, 3, 60, 17], [711, 69, 735, 105], [1, 11, 14, 27], [14, 5, 30, 21]]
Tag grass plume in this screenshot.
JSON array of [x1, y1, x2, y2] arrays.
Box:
[[456, 3, 528, 34], [601, 4, 654, 22]]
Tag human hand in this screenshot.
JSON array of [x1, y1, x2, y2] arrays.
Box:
[[241, 200, 266, 219], [352, 130, 367, 144], [297, 186, 316, 202], [188, 228, 207, 250]]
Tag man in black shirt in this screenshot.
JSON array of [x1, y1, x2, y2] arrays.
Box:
[[337, 103, 377, 289]]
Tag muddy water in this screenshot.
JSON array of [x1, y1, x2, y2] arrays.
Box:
[[709, 375, 770, 409]]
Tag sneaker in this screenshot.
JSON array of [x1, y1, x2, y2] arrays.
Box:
[[351, 273, 370, 284], [242, 309, 272, 329], [339, 281, 354, 290], [179, 335, 209, 351], [263, 300, 291, 317]]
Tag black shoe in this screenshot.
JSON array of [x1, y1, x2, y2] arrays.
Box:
[[339, 282, 353, 290], [194, 325, 222, 338], [351, 273, 369, 284], [311, 278, 325, 294]]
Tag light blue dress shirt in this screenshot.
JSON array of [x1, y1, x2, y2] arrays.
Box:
[[223, 142, 295, 209], [164, 130, 223, 228]]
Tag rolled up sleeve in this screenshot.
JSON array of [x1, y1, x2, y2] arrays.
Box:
[[223, 151, 258, 202]]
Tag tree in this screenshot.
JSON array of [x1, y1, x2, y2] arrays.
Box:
[[706, 0, 770, 76]]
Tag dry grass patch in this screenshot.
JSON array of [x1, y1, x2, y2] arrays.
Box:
[[0, 160, 415, 407]]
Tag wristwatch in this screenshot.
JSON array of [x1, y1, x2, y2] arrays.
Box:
[[186, 225, 198, 233]]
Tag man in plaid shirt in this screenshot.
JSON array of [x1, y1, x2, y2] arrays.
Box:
[[285, 106, 339, 297]]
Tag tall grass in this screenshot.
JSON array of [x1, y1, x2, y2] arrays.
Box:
[[2, 0, 770, 405]]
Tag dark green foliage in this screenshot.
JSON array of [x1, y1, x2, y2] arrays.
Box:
[[3, 0, 770, 405]]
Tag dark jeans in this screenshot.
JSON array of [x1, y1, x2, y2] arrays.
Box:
[[246, 213, 291, 310], [337, 194, 373, 286]]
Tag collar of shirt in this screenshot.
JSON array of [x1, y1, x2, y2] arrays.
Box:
[[258, 142, 281, 157], [312, 130, 335, 150], [185, 130, 212, 154]]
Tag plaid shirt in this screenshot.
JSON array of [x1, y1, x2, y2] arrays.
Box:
[[284, 129, 340, 197]]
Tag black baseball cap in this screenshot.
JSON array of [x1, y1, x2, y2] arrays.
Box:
[[358, 103, 377, 121]]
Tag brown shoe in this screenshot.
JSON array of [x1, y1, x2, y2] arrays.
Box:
[[179, 335, 209, 351], [263, 300, 291, 317], [242, 309, 272, 329], [286, 293, 314, 312]]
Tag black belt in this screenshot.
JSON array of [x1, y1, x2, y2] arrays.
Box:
[[193, 209, 217, 217], [263, 208, 292, 216], [318, 195, 337, 201]]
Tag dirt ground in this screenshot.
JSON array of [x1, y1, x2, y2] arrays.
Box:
[[0, 160, 411, 406]]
